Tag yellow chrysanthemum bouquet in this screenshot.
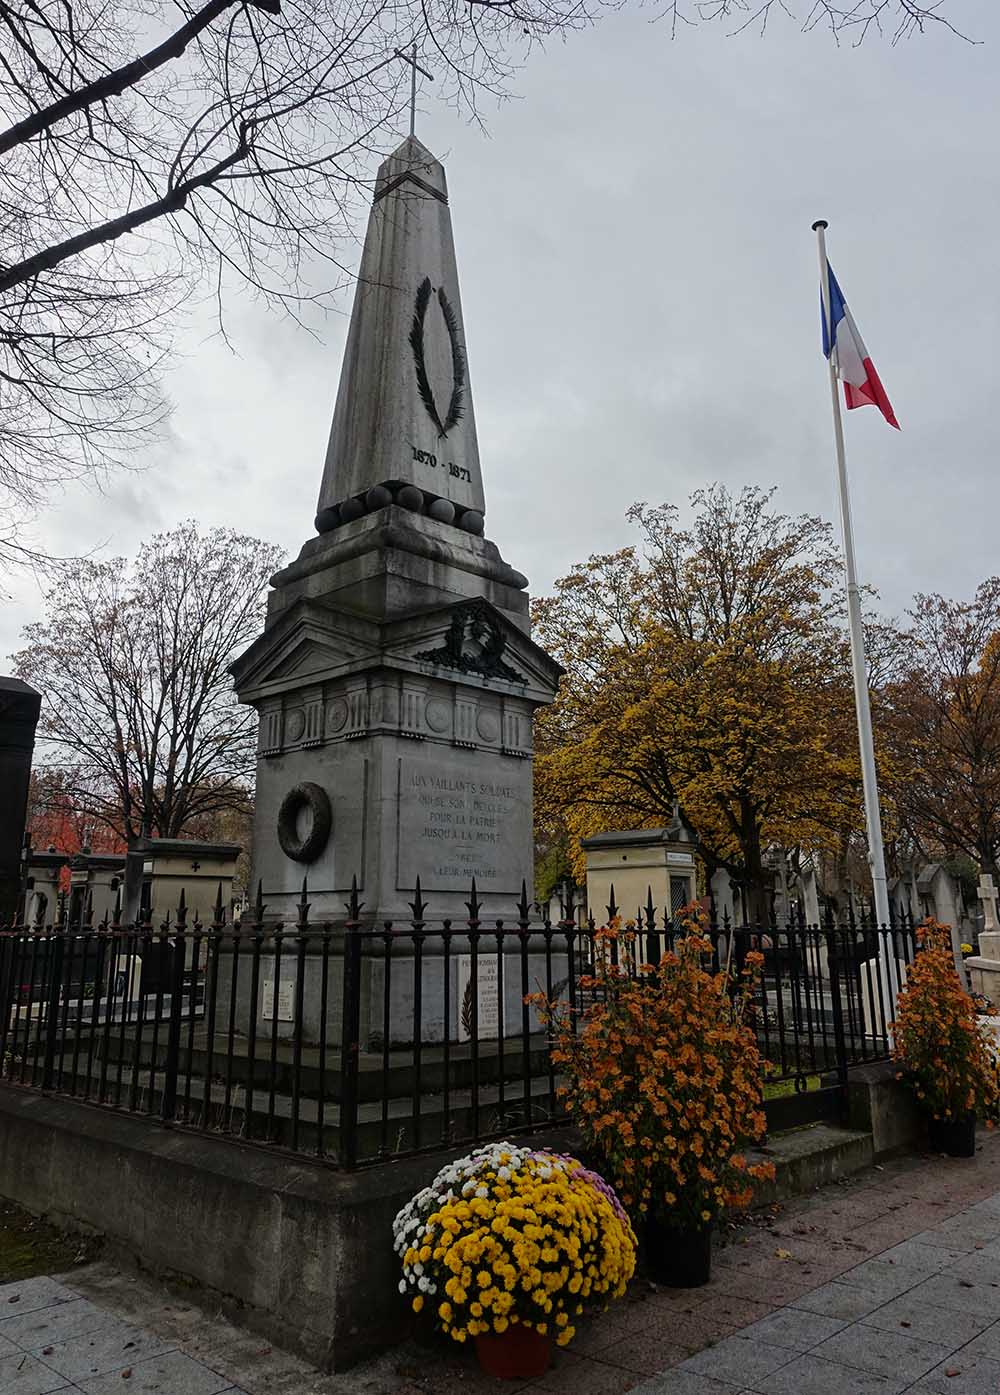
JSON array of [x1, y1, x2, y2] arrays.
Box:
[[393, 1143, 636, 1352]]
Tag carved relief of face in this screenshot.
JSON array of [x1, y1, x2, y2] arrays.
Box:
[[468, 616, 491, 654]]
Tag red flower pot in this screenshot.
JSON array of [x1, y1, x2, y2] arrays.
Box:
[[475, 1326, 552, 1379]]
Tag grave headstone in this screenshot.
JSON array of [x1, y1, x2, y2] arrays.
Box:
[[978, 873, 998, 933], [966, 875, 1000, 1006]]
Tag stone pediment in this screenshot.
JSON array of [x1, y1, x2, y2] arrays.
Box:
[[385, 598, 563, 702], [233, 595, 563, 709], [231, 600, 381, 700]]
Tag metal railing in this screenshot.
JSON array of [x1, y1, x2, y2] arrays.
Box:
[[0, 881, 918, 1168]]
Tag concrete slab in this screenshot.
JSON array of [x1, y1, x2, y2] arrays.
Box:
[[75, 1351, 232, 1395], [912, 1352, 1000, 1394], [810, 1323, 950, 1383], [860, 1293, 995, 1348], [0, 1299, 115, 1351], [960, 1321, 1000, 1361], [36, 1321, 175, 1383], [0, 1350, 69, 1394], [0, 1279, 77, 1318], [834, 1256, 925, 1297], [874, 1239, 966, 1272], [754, 1351, 908, 1394], [628, 1374, 744, 1395], [731, 1308, 846, 1352], [677, 1334, 797, 1385], [791, 1279, 896, 1321], [904, 1271, 1000, 1319]]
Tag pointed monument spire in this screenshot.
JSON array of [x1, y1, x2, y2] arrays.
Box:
[[315, 136, 485, 537]]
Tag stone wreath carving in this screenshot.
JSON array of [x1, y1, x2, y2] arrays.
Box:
[[277, 782, 332, 863], [416, 601, 525, 683], [409, 276, 465, 438]]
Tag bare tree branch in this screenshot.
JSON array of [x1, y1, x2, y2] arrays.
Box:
[[0, 0, 965, 569], [12, 522, 284, 841]]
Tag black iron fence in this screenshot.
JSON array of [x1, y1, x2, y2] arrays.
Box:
[[0, 882, 918, 1169]]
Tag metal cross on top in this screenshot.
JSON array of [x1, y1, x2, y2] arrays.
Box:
[[394, 44, 435, 138]]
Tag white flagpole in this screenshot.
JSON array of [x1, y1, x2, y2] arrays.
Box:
[[812, 219, 892, 937]]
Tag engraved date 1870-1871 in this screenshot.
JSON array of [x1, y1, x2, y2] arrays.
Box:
[[409, 443, 471, 481]]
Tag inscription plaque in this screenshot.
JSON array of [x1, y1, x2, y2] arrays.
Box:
[[396, 751, 530, 894], [457, 953, 502, 1041], [261, 969, 296, 1023]]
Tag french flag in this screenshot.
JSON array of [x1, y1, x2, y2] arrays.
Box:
[[820, 263, 899, 429]]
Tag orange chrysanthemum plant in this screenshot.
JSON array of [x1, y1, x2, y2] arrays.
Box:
[[532, 909, 774, 1231], [893, 920, 1000, 1125]]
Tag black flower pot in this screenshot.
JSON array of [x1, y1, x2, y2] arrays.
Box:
[[927, 1113, 976, 1158], [644, 1216, 713, 1287]]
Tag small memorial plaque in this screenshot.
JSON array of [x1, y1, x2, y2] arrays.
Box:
[[457, 953, 502, 1041], [260, 971, 296, 1023]]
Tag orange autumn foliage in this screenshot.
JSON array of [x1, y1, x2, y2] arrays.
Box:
[[893, 920, 1000, 1123], [532, 910, 774, 1229]]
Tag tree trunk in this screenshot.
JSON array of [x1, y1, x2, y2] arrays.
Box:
[[740, 801, 769, 925]]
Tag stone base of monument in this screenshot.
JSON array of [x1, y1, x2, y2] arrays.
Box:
[[966, 957, 1000, 1005], [38, 1023, 564, 1173], [966, 930, 1000, 1009], [211, 935, 569, 1047]]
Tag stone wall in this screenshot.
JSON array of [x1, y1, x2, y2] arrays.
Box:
[[0, 1086, 576, 1370], [0, 1086, 421, 1369]]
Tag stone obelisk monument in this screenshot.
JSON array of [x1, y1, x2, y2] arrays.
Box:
[[233, 137, 561, 924]]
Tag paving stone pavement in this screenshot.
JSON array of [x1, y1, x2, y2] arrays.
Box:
[[0, 1275, 246, 1394], [4, 1131, 1000, 1394]]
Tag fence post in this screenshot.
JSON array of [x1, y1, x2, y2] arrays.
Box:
[[41, 926, 65, 1092], [825, 917, 850, 1120], [339, 876, 363, 1168], [161, 893, 188, 1122]]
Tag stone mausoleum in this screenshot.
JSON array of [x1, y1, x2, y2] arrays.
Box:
[[233, 137, 562, 927]]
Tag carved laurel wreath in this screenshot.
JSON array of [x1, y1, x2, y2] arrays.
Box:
[[409, 276, 466, 438]]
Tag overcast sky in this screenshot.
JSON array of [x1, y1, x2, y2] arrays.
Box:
[[3, 1, 998, 663]]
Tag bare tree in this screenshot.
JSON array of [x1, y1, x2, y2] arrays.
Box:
[[13, 522, 284, 841], [0, 0, 961, 566], [881, 582, 1000, 879]]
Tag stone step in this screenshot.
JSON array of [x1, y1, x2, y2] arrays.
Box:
[[749, 1121, 875, 1206]]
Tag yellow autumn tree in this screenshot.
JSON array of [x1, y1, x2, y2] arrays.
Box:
[[533, 485, 866, 921]]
